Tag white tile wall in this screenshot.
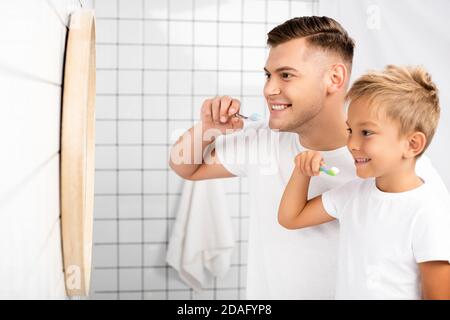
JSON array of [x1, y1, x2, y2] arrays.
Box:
[[0, 0, 91, 299], [219, 47, 242, 70], [193, 71, 218, 95], [96, 96, 117, 119], [194, 22, 217, 45], [168, 96, 193, 119], [267, 0, 291, 22], [119, 195, 142, 218], [94, 195, 117, 219], [144, 0, 168, 20], [218, 22, 242, 45], [93, 244, 117, 267], [119, 146, 142, 169], [168, 71, 192, 94], [145, 46, 169, 69], [118, 0, 143, 19], [219, 0, 242, 21], [119, 244, 142, 267], [119, 45, 143, 69], [243, 48, 268, 71], [144, 71, 168, 94], [92, 0, 314, 300], [144, 243, 167, 266], [243, 0, 266, 22], [145, 195, 167, 218], [94, 0, 117, 18], [97, 44, 118, 69], [96, 19, 117, 43]]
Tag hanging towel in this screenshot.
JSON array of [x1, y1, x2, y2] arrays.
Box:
[[166, 179, 235, 292]]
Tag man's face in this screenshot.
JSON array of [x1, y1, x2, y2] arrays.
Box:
[[263, 38, 328, 132], [346, 98, 409, 179]]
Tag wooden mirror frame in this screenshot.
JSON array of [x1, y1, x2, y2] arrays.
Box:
[[60, 10, 96, 297]]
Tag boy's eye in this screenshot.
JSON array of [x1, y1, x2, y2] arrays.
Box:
[[346, 128, 352, 134], [362, 130, 373, 136]]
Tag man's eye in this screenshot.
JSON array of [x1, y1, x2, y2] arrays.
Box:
[[281, 73, 292, 79], [346, 128, 352, 134], [362, 130, 373, 136], [265, 73, 271, 79]]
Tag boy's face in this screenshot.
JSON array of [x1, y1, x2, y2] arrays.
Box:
[[263, 38, 328, 132], [346, 98, 409, 179]]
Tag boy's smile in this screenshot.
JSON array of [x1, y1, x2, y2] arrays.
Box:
[[354, 157, 372, 166]]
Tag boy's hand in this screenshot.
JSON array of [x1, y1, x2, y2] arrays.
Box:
[[295, 151, 324, 177], [201, 96, 244, 134]]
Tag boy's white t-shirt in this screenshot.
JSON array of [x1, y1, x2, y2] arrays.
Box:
[[214, 120, 450, 299], [322, 179, 450, 300]]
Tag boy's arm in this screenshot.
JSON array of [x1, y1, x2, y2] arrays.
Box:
[[278, 154, 335, 230], [419, 261, 450, 299]]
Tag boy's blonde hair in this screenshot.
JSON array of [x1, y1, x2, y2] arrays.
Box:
[[346, 65, 440, 156]]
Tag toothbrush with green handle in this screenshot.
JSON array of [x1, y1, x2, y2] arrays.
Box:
[[320, 165, 340, 176]]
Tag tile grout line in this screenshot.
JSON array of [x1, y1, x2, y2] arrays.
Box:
[[165, 0, 171, 301], [96, 16, 290, 25], [189, 0, 196, 300], [212, 0, 220, 301], [237, 0, 245, 300], [141, 0, 146, 300], [115, 0, 121, 300]]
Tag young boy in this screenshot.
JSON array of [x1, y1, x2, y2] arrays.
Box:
[[278, 65, 450, 299]]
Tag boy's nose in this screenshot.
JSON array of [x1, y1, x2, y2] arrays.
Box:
[[347, 136, 359, 151]]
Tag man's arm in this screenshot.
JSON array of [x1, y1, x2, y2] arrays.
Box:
[[419, 261, 450, 299], [169, 96, 243, 181]]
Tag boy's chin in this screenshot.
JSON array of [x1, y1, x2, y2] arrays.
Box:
[[355, 170, 375, 179]]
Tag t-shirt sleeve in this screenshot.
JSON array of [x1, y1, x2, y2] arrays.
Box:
[[321, 180, 356, 220], [416, 155, 450, 206], [214, 121, 262, 177], [412, 203, 450, 263]]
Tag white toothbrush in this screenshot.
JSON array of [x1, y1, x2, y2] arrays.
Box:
[[235, 112, 262, 121]]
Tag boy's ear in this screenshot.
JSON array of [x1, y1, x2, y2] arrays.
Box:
[[326, 63, 347, 94], [404, 131, 427, 158]]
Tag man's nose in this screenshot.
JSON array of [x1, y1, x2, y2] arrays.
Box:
[[264, 80, 281, 96]]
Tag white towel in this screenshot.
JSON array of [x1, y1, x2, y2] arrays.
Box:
[[166, 179, 235, 292]]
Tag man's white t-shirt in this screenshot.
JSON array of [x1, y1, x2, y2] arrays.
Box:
[[322, 179, 450, 299], [214, 120, 450, 299]]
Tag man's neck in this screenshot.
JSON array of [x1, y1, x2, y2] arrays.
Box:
[[294, 102, 348, 151]]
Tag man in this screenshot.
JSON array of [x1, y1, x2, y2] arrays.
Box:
[[169, 16, 449, 299]]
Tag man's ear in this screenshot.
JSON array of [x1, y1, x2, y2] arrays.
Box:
[[327, 63, 347, 94], [404, 131, 427, 158]]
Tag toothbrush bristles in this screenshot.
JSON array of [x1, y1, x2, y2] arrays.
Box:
[[320, 165, 340, 176], [235, 112, 262, 121]]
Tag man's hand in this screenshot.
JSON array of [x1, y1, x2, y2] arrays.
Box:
[[201, 96, 244, 134], [168, 96, 244, 180]]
